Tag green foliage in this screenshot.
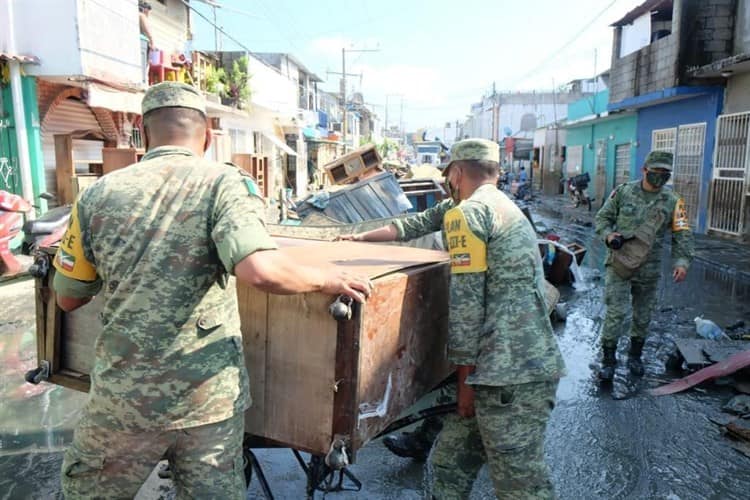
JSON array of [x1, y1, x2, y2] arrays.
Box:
[[376, 138, 399, 158], [221, 56, 251, 109], [204, 65, 226, 94]]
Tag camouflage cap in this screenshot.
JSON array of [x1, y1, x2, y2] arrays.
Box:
[[645, 150, 673, 171], [142, 82, 206, 116], [445, 138, 500, 174]]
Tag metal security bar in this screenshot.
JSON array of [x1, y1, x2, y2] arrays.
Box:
[[708, 112, 750, 236], [674, 123, 706, 229], [652, 128, 677, 155], [614, 143, 631, 187]]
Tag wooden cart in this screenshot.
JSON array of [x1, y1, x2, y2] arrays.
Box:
[[30, 238, 452, 495]]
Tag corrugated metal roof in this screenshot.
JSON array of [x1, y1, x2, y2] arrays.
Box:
[[0, 52, 40, 64], [296, 172, 412, 224]]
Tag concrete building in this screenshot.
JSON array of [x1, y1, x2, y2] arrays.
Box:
[[462, 79, 600, 143], [687, 0, 750, 238], [607, 0, 733, 234], [564, 89, 638, 207], [532, 125, 567, 195]]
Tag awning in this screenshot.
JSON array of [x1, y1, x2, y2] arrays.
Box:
[[261, 130, 297, 156], [0, 52, 40, 64], [86, 82, 143, 114]]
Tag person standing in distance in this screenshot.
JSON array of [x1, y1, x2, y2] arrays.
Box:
[[595, 150, 694, 382]]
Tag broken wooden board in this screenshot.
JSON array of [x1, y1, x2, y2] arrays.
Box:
[[674, 339, 750, 370], [650, 349, 750, 396]]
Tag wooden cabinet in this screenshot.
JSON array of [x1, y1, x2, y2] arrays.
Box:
[[34, 239, 451, 458], [102, 148, 144, 175], [324, 144, 382, 185], [231, 154, 269, 197]]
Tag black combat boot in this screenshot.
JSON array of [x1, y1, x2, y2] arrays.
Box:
[[382, 416, 442, 461], [598, 345, 617, 382], [627, 337, 645, 376]]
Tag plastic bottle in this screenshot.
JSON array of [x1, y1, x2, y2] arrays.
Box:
[[694, 316, 731, 340]]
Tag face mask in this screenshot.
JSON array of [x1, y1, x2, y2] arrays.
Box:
[[646, 170, 670, 189]]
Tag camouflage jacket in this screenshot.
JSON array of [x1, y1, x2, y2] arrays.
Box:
[[393, 185, 565, 386], [595, 180, 694, 272], [53, 146, 278, 431]]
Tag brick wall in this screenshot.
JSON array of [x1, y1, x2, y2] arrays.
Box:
[[681, 0, 737, 70], [609, 35, 679, 103]]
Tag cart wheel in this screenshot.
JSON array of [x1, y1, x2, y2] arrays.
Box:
[[243, 449, 254, 486]]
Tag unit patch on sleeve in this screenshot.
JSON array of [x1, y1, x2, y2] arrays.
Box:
[[672, 198, 690, 232], [244, 178, 260, 197], [53, 203, 97, 281], [443, 206, 487, 274]]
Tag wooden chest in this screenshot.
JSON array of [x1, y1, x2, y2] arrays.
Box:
[[34, 239, 452, 458]]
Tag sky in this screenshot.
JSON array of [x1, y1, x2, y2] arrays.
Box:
[[190, 0, 644, 130]]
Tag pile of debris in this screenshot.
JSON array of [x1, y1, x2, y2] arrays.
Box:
[[288, 144, 447, 226], [649, 319, 750, 458]]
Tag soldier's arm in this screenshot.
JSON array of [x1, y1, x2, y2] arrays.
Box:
[[52, 195, 103, 311], [212, 171, 372, 301], [445, 201, 490, 366], [392, 199, 454, 241], [670, 196, 695, 270], [595, 186, 620, 242], [340, 199, 453, 243]]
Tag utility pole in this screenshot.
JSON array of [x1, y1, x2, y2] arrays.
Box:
[[385, 93, 403, 139], [399, 96, 404, 140], [338, 46, 379, 152]]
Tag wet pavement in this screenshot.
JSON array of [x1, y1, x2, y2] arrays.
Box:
[[1, 205, 750, 499]]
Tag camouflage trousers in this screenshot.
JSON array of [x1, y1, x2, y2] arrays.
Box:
[[429, 380, 559, 500], [61, 412, 245, 500], [601, 265, 659, 348]]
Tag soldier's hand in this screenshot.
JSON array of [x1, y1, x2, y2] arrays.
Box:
[[456, 365, 476, 418], [606, 232, 622, 245], [321, 270, 373, 303], [333, 233, 360, 242], [672, 266, 687, 283]]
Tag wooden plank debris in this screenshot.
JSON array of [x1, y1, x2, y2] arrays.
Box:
[[650, 349, 750, 396]]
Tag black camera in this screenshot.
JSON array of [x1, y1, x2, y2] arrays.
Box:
[[608, 235, 625, 250]]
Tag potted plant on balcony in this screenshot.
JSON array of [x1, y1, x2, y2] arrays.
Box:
[[204, 66, 226, 103], [220, 56, 251, 109]]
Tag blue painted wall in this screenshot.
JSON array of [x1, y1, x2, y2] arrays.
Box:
[[635, 88, 724, 233], [568, 90, 609, 120]]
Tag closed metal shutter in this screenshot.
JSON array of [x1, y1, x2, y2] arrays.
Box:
[[41, 98, 103, 206]]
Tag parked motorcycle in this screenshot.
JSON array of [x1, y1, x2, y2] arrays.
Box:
[[0, 190, 70, 278], [497, 171, 509, 192], [565, 173, 593, 211]]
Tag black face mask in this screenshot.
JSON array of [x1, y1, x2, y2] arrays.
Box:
[[646, 170, 670, 189]]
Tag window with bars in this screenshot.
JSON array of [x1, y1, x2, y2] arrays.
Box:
[[652, 128, 676, 154], [652, 124, 705, 229]]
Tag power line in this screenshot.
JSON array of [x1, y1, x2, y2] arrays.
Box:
[[506, 0, 620, 89]]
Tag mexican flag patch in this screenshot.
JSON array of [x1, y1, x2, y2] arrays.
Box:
[[56, 250, 76, 272]]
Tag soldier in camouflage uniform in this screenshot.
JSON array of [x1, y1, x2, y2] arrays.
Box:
[[340, 138, 565, 499], [595, 150, 694, 381], [52, 82, 372, 499]]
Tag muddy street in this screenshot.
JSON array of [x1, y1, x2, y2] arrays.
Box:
[[1, 208, 749, 499]]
